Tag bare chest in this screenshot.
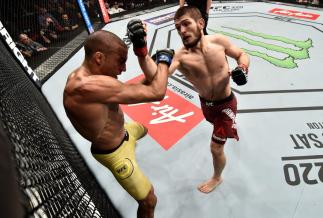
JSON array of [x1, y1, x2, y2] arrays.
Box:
[[176, 46, 231, 99], [178, 48, 228, 79]]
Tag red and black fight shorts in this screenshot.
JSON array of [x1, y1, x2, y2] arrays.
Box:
[[199, 92, 239, 144]]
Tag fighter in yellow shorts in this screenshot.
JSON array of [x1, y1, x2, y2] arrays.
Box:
[[64, 25, 173, 217], [91, 122, 151, 200]]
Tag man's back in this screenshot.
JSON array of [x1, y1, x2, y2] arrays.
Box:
[[63, 67, 125, 148]]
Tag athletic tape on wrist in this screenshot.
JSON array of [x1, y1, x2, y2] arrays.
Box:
[[134, 46, 147, 57]]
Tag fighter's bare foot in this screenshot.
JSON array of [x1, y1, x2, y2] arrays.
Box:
[[197, 177, 223, 193]]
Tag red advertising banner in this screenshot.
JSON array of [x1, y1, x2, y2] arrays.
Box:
[[121, 75, 204, 150], [269, 8, 320, 20]]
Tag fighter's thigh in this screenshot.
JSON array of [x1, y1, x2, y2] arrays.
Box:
[[113, 156, 152, 201], [92, 139, 151, 200]]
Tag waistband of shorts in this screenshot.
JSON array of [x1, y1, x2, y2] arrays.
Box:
[[91, 130, 129, 154], [199, 92, 234, 105]]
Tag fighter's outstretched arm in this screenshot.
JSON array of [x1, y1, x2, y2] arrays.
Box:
[[127, 19, 158, 83], [74, 62, 170, 105], [216, 34, 250, 85], [218, 34, 249, 68], [137, 55, 158, 83]]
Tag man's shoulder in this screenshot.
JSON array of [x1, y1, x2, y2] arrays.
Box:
[[66, 68, 88, 85], [206, 33, 220, 40], [206, 34, 228, 45]]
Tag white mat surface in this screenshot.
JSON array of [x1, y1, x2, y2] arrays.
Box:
[[42, 2, 323, 218]]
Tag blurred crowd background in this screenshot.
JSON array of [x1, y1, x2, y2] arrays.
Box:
[[0, 0, 178, 71], [0, 0, 321, 73]]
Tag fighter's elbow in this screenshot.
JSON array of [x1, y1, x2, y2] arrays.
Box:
[[241, 51, 249, 59], [156, 91, 166, 101], [152, 89, 166, 101], [155, 94, 165, 101]]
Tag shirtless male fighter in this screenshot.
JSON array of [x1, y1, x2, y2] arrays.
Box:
[[63, 29, 174, 217], [134, 6, 250, 193]]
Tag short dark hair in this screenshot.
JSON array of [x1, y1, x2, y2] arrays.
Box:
[[84, 30, 126, 58], [174, 6, 202, 21]]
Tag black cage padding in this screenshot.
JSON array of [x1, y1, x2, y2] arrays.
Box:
[[0, 119, 24, 218]]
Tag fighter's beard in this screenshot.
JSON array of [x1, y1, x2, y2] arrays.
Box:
[[184, 32, 202, 48]]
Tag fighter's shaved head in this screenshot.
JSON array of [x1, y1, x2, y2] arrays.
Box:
[[84, 30, 127, 59]]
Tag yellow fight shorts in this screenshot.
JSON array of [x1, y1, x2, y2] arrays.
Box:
[[91, 122, 151, 201]]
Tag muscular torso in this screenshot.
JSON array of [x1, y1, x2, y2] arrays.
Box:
[[176, 36, 232, 100], [63, 69, 126, 150]]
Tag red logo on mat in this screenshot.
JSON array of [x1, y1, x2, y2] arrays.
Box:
[[121, 75, 204, 150], [269, 8, 320, 20]]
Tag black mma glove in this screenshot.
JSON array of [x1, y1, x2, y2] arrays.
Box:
[[231, 64, 248, 86], [156, 49, 174, 67], [127, 19, 147, 57]]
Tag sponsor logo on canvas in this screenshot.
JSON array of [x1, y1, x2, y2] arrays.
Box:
[[209, 26, 312, 69], [269, 8, 320, 20], [145, 12, 175, 25], [121, 75, 204, 150], [282, 122, 323, 186], [212, 5, 243, 12]]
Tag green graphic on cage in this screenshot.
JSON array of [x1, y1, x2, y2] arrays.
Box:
[[209, 26, 313, 69]]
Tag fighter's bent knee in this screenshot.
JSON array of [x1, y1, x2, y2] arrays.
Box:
[[138, 186, 157, 209]]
